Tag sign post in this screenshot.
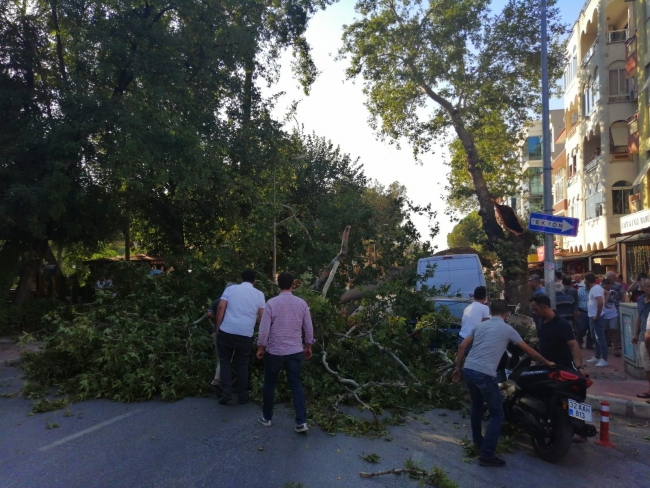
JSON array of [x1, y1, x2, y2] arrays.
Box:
[[540, 0, 556, 309]]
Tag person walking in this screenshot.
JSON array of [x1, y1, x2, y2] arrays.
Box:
[[207, 283, 235, 389], [452, 300, 555, 468], [601, 277, 621, 357], [215, 270, 266, 405], [575, 274, 592, 349], [584, 273, 608, 367], [256, 272, 314, 432], [633, 279, 650, 399], [458, 286, 490, 351]]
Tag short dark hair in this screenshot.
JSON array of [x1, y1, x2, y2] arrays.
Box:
[[529, 294, 551, 308], [562, 275, 572, 286], [241, 269, 256, 283], [602, 278, 612, 285], [277, 272, 294, 290], [638, 273, 648, 280], [473, 286, 487, 301], [584, 272, 597, 284], [555, 271, 563, 281], [530, 274, 541, 283], [490, 299, 509, 316]]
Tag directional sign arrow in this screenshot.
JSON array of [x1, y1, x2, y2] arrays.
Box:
[[561, 220, 574, 232], [528, 212, 580, 237]]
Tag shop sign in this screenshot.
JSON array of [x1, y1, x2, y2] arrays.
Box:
[[620, 209, 650, 234]]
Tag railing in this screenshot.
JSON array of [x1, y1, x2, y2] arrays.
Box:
[[582, 38, 597, 65], [568, 175, 578, 187], [585, 154, 602, 173], [608, 29, 629, 43], [568, 123, 578, 139]]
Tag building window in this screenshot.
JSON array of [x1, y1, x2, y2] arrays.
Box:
[[610, 121, 629, 154], [529, 168, 543, 196], [568, 197, 580, 219], [553, 169, 566, 204], [609, 62, 629, 102], [569, 153, 577, 177], [528, 136, 542, 160], [612, 180, 633, 215], [586, 183, 604, 220]]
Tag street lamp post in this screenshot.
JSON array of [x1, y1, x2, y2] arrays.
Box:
[[541, 0, 556, 308]]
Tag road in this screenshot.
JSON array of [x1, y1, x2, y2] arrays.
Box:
[[1, 364, 649, 488]]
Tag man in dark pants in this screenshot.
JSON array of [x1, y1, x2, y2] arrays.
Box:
[[215, 270, 266, 405], [452, 300, 554, 468], [256, 272, 314, 432]]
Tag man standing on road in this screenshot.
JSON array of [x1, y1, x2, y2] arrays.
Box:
[[452, 300, 555, 468], [632, 279, 650, 400], [215, 270, 266, 405], [585, 273, 608, 367], [528, 275, 545, 296], [256, 272, 314, 433], [458, 286, 490, 351], [529, 294, 585, 374], [207, 283, 235, 389]]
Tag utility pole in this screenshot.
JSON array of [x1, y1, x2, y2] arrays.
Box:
[[541, 0, 556, 309]]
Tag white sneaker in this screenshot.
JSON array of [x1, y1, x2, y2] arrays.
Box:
[[295, 423, 308, 433], [595, 359, 609, 367], [586, 357, 600, 364]]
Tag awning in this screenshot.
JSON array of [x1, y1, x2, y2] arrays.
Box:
[[633, 160, 650, 186], [610, 226, 650, 239], [555, 253, 591, 261]]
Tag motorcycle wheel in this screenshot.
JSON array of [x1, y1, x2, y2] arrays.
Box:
[[530, 408, 574, 463]]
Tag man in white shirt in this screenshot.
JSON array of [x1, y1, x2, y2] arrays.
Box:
[[215, 270, 266, 405], [584, 273, 608, 367], [459, 286, 490, 353]]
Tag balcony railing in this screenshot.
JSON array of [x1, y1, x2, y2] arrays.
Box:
[[568, 175, 578, 187], [568, 123, 578, 139], [582, 38, 597, 66], [608, 29, 629, 43], [585, 154, 602, 173]]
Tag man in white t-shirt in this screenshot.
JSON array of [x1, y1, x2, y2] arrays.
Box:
[[459, 286, 490, 353], [584, 273, 608, 367], [215, 270, 266, 404]]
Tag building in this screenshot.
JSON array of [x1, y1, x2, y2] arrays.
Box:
[[553, 0, 639, 277], [614, 0, 650, 279], [516, 110, 565, 219]]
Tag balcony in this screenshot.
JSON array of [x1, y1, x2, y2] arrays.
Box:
[[585, 154, 602, 173], [626, 34, 638, 77], [553, 199, 568, 215], [568, 123, 578, 139], [568, 175, 578, 187], [608, 29, 629, 43], [582, 38, 597, 66]]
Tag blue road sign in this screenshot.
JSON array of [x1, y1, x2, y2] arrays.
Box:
[[528, 212, 579, 237]]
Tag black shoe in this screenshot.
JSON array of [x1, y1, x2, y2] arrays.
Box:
[[479, 456, 506, 467], [218, 394, 232, 405]]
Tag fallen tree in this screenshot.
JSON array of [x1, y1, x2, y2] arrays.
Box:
[[20, 260, 463, 435]]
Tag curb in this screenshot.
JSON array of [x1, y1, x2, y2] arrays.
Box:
[[586, 393, 650, 420], [3, 357, 22, 367]]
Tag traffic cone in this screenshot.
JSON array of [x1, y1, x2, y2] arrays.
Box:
[[594, 401, 615, 448]]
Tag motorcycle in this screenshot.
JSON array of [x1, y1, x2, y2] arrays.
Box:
[[499, 346, 597, 463]]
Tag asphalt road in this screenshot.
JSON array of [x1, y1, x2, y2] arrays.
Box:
[[1, 365, 649, 488]]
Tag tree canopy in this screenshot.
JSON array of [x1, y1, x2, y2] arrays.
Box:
[[340, 0, 566, 296]]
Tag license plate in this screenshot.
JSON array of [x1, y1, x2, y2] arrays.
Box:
[[568, 399, 592, 422]]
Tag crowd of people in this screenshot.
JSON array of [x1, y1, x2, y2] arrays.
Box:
[[452, 268, 650, 468]]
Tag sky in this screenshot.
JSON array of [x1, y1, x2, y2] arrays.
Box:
[[265, 0, 585, 251]]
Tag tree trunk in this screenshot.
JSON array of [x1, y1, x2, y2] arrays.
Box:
[[124, 209, 131, 262], [13, 239, 48, 304], [0, 241, 24, 307]]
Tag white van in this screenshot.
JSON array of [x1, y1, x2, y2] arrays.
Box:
[[415, 254, 486, 298]]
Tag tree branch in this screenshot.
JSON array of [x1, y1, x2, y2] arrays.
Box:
[[367, 331, 419, 382], [321, 350, 360, 389], [311, 225, 351, 297]]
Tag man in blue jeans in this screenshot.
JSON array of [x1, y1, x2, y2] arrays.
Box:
[[584, 273, 608, 367], [256, 272, 314, 432], [452, 300, 555, 467]]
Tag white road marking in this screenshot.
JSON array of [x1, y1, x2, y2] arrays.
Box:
[[39, 409, 143, 452]]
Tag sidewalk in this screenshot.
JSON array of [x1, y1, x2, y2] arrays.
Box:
[[582, 349, 650, 419], [0, 337, 41, 367]]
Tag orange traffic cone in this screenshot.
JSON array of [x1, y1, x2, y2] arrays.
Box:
[[594, 401, 615, 448]]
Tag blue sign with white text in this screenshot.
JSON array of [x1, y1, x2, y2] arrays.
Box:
[[528, 212, 579, 237]]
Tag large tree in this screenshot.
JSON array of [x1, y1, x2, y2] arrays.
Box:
[[340, 0, 566, 299]]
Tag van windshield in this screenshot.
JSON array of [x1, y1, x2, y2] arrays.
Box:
[[433, 301, 472, 320]]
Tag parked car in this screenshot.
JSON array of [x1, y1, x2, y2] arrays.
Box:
[[410, 297, 473, 351]]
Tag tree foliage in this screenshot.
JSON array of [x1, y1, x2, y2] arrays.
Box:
[[340, 0, 567, 297]]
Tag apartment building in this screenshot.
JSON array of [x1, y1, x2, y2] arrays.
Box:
[[552, 0, 639, 276], [615, 0, 650, 279]]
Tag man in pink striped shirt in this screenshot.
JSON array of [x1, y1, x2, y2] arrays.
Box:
[[256, 272, 314, 432]]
